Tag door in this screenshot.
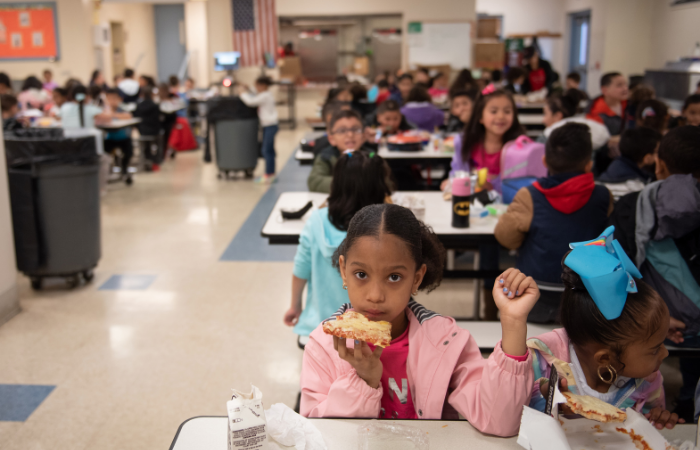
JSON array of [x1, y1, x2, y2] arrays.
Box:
[[298, 30, 338, 82], [569, 10, 591, 90], [371, 31, 401, 80], [110, 22, 125, 78], [154, 4, 187, 83]]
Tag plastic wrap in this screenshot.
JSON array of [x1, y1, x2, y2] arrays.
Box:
[[357, 420, 429, 450]]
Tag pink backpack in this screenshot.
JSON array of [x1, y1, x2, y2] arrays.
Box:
[[500, 135, 547, 180], [499, 135, 547, 203]]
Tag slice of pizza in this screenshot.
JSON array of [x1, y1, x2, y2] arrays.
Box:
[[322, 311, 392, 348], [562, 391, 627, 423]]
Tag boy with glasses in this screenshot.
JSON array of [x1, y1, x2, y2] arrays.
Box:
[[308, 110, 372, 193]]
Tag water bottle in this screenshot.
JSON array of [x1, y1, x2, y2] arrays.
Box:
[[452, 177, 471, 228]]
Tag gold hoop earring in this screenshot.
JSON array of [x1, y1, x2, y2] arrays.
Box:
[[343, 284, 348, 290], [597, 365, 617, 385]]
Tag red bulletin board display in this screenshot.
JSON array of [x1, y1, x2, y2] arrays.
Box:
[[0, 2, 59, 60]]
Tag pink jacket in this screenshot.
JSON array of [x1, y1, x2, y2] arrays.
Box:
[[300, 301, 534, 437]]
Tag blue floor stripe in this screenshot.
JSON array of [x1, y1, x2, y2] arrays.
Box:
[[220, 155, 311, 262], [0, 384, 55, 421]]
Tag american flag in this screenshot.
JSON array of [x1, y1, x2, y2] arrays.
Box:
[[232, 0, 278, 67]]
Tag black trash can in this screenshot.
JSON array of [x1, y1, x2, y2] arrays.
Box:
[[4, 130, 101, 289], [204, 97, 259, 178]]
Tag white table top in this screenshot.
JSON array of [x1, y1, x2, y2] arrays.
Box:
[[457, 321, 556, 350], [96, 118, 142, 130], [295, 148, 314, 161], [261, 192, 499, 239], [518, 114, 545, 125], [378, 145, 454, 160], [170, 415, 697, 450]]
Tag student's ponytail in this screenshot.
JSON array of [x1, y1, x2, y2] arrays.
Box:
[[69, 85, 88, 128]]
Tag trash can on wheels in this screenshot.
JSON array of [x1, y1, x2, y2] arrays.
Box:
[[4, 130, 101, 290], [204, 97, 259, 179]]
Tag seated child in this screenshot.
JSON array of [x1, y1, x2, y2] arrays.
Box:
[[132, 86, 162, 168], [635, 99, 669, 134], [565, 72, 582, 92], [307, 109, 374, 193], [428, 72, 449, 101], [389, 73, 413, 107], [311, 101, 352, 158], [528, 228, 683, 429], [400, 86, 445, 131], [325, 86, 353, 105], [366, 100, 414, 139], [504, 67, 526, 95], [448, 86, 525, 182], [60, 85, 108, 129], [285, 152, 393, 336], [610, 126, 700, 423], [48, 88, 68, 118], [300, 202, 540, 437], [669, 94, 700, 129], [542, 92, 610, 150], [1, 94, 24, 132], [442, 89, 476, 133], [598, 127, 660, 201], [495, 123, 613, 323], [586, 72, 629, 137], [103, 88, 135, 184], [375, 79, 391, 105]]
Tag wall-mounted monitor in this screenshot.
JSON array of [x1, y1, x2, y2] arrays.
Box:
[[214, 52, 241, 71]]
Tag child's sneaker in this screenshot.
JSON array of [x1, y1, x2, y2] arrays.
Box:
[[254, 174, 276, 184]]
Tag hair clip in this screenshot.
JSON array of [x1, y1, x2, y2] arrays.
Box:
[[369, 152, 376, 158], [564, 226, 642, 320], [75, 93, 86, 101], [481, 83, 496, 96], [642, 106, 656, 118]]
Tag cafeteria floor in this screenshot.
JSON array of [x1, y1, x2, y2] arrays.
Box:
[[0, 90, 684, 450]]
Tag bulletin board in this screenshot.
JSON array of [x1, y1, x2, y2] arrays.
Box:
[[407, 21, 471, 69], [0, 2, 59, 60]]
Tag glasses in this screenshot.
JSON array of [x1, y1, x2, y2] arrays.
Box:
[[331, 127, 363, 136]]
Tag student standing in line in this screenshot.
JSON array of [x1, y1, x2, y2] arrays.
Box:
[[239, 76, 279, 183], [285, 152, 393, 336]]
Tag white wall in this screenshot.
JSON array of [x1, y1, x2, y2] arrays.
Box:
[[0, 0, 95, 85], [0, 129, 19, 325], [475, 0, 566, 77], [276, 0, 477, 68], [185, 2, 210, 88], [98, 2, 158, 82], [649, 0, 700, 69]]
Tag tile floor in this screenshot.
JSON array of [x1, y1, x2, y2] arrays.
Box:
[[0, 89, 685, 449]]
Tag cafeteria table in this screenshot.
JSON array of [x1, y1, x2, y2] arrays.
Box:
[[261, 191, 499, 251], [96, 117, 142, 131], [169, 416, 698, 450]]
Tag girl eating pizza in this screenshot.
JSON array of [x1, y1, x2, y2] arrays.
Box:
[[527, 227, 684, 430], [299, 203, 541, 437]]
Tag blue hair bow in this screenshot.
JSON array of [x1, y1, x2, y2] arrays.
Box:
[[564, 226, 642, 320]]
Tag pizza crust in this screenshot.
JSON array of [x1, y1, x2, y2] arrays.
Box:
[[322, 311, 392, 347], [562, 391, 627, 423]]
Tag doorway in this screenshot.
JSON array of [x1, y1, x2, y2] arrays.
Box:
[[110, 22, 126, 79], [569, 10, 591, 90], [154, 4, 187, 83]]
